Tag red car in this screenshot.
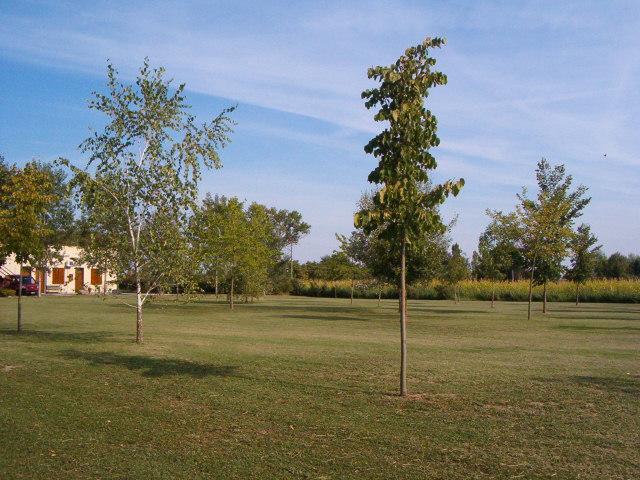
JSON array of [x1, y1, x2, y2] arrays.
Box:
[[2, 275, 39, 296]]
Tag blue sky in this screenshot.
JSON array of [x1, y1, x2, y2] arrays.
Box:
[[1, 0, 639, 261]]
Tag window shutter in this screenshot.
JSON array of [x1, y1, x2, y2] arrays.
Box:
[[91, 269, 102, 285]]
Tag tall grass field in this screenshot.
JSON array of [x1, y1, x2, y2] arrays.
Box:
[[293, 279, 640, 303]]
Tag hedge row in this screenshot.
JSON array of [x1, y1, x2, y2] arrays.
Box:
[[292, 279, 640, 303]]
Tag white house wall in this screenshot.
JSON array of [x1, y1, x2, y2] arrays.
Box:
[[2, 246, 117, 294]]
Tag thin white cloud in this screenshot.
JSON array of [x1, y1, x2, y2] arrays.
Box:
[[1, 0, 639, 258]]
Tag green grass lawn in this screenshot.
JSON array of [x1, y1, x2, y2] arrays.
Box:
[[1, 295, 639, 479]]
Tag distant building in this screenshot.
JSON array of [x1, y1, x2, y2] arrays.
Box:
[[1, 245, 116, 294]]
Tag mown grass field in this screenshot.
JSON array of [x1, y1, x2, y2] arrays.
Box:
[[1, 295, 639, 479]]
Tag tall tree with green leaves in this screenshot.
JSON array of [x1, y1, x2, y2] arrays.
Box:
[[22, 162, 74, 297], [0, 155, 12, 263], [445, 243, 469, 303], [566, 224, 600, 305], [240, 202, 279, 300], [0, 161, 61, 331], [265, 208, 310, 291], [533, 159, 590, 313], [473, 226, 513, 307], [521, 159, 589, 316], [193, 196, 277, 309], [355, 37, 464, 396], [341, 189, 451, 306], [61, 60, 234, 343]]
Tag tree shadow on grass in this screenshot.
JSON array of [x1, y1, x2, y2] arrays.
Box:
[[409, 308, 491, 315], [534, 375, 640, 395], [554, 325, 640, 332], [0, 330, 115, 343], [572, 375, 640, 395], [279, 314, 371, 322], [60, 349, 238, 378]]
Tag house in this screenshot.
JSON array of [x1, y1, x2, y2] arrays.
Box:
[[1, 245, 117, 295]]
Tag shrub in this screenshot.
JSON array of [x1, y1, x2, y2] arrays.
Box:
[[291, 279, 640, 303], [0, 288, 16, 297]]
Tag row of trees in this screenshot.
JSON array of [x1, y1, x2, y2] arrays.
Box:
[[1, 61, 310, 342], [1, 41, 634, 398], [477, 158, 594, 316]]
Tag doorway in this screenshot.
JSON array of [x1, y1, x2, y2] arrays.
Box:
[[74, 268, 84, 292]]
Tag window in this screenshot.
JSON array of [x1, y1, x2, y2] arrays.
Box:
[[91, 268, 102, 285], [52, 268, 65, 285]]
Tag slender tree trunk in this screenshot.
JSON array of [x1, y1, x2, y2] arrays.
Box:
[[527, 262, 535, 321], [399, 237, 408, 397], [37, 269, 42, 298], [575, 283, 579, 306], [527, 257, 536, 320], [215, 271, 218, 299], [135, 279, 143, 343], [491, 286, 495, 309], [289, 244, 294, 280], [511, 269, 515, 282], [17, 264, 23, 333], [229, 275, 234, 310], [543, 281, 548, 314], [350, 278, 354, 305], [334, 284, 336, 298], [378, 286, 382, 308]]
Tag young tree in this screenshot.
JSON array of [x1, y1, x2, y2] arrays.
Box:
[[473, 227, 513, 307], [61, 60, 234, 342], [240, 202, 279, 300], [355, 38, 463, 396], [269, 210, 310, 279], [445, 243, 469, 303], [488, 159, 589, 319], [265, 208, 310, 292], [522, 159, 590, 316], [336, 234, 370, 304], [533, 159, 590, 313], [566, 224, 600, 305], [191, 194, 228, 299], [0, 155, 12, 262], [22, 162, 74, 297], [342, 189, 451, 307], [0, 161, 60, 331], [604, 252, 631, 278], [517, 188, 570, 320], [193, 196, 277, 309]]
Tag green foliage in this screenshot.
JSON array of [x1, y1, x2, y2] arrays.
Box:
[[191, 195, 278, 304], [599, 252, 638, 279], [266, 208, 310, 283], [303, 251, 364, 282], [445, 243, 469, 285], [60, 59, 234, 340], [566, 224, 600, 285], [0, 160, 69, 266], [355, 38, 464, 245], [472, 220, 520, 281], [341, 189, 450, 286], [521, 159, 590, 284]]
